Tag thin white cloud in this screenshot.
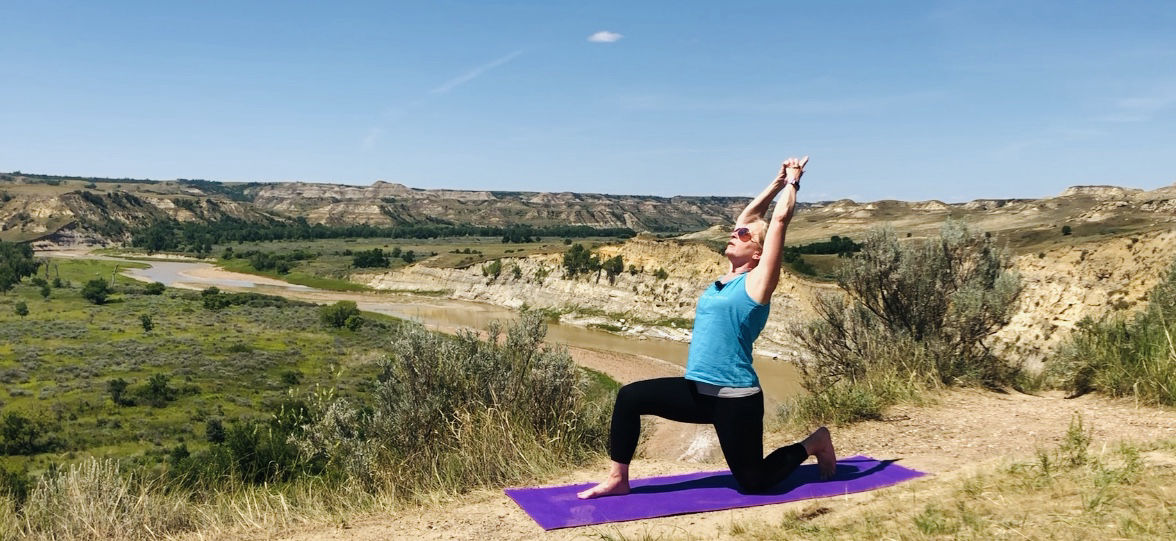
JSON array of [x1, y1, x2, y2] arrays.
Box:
[[1097, 91, 1176, 123], [588, 30, 623, 43], [430, 50, 524, 94], [360, 127, 384, 151], [613, 91, 942, 115]]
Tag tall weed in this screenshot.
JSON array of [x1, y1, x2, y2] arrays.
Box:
[[12, 458, 194, 541], [1049, 258, 1176, 405]]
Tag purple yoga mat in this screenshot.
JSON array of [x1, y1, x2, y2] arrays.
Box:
[[505, 456, 925, 530]]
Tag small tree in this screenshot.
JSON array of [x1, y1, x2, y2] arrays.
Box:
[[602, 255, 624, 284], [140, 314, 154, 333], [81, 278, 110, 304], [0, 269, 13, 296], [140, 373, 175, 407], [13, 301, 27, 319], [205, 418, 226, 444], [352, 248, 389, 268], [0, 412, 46, 455], [1062, 225, 1072, 236], [0, 241, 40, 292], [39, 284, 50, 299], [108, 378, 131, 406], [481, 259, 503, 279], [320, 301, 360, 328]]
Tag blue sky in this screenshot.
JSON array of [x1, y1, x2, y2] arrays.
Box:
[[1, 1, 1173, 202]]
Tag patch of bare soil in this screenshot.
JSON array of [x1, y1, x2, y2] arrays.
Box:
[[262, 352, 1175, 541]]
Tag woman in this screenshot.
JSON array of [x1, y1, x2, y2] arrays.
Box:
[[578, 156, 836, 499]]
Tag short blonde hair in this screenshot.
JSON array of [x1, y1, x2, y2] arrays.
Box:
[[747, 219, 768, 248]]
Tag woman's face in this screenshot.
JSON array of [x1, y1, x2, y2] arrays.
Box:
[[726, 226, 761, 263]]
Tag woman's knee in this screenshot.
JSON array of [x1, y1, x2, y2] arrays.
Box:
[[731, 470, 774, 494], [614, 382, 641, 411]]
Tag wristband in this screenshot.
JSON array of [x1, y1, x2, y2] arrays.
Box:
[[786, 179, 800, 191]]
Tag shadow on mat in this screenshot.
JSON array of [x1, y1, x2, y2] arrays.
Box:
[[629, 457, 901, 496]]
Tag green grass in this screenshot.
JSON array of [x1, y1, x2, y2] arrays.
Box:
[[216, 257, 372, 291], [111, 236, 623, 292], [0, 257, 621, 540], [781, 373, 932, 427], [39, 257, 150, 286], [0, 258, 394, 475]]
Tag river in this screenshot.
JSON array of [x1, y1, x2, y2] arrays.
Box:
[[45, 251, 803, 401]]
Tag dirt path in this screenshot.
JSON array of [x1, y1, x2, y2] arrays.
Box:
[[262, 373, 1175, 541]]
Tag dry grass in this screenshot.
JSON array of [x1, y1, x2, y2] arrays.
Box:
[[0, 458, 401, 541], [727, 422, 1176, 540]]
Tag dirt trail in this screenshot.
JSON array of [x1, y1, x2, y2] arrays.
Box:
[[264, 350, 1176, 541]]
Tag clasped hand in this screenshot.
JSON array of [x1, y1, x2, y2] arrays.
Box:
[[776, 156, 809, 185]]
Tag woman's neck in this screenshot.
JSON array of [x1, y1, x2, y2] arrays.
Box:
[[722, 261, 757, 282]]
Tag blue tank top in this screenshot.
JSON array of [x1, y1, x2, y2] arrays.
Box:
[[683, 273, 771, 387]]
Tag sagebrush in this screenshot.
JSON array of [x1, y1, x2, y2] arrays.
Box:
[[789, 221, 1022, 425]]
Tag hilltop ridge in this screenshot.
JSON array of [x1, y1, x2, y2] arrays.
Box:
[[2, 171, 1174, 249]]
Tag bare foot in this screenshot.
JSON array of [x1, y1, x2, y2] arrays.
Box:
[[802, 426, 838, 480], [576, 475, 631, 499], [577, 462, 631, 499]]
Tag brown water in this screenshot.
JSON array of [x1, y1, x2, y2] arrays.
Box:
[[46, 252, 803, 401]]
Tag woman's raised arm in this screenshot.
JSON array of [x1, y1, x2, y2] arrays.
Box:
[[745, 157, 806, 304]]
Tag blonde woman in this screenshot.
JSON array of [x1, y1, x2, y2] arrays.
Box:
[[578, 157, 835, 499]]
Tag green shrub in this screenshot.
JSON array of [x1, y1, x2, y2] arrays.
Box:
[[13, 301, 27, 318], [0, 411, 56, 455], [789, 221, 1022, 424], [1047, 258, 1176, 405], [562, 244, 600, 278], [290, 312, 611, 494], [202, 288, 301, 310], [0, 466, 31, 505], [143, 282, 166, 295], [351, 248, 389, 268], [136, 374, 176, 408], [319, 301, 360, 328], [81, 279, 110, 304], [0, 241, 39, 292], [280, 370, 302, 386], [204, 418, 225, 444], [108, 378, 132, 406], [600, 254, 622, 280], [171, 400, 317, 489], [481, 258, 503, 279]]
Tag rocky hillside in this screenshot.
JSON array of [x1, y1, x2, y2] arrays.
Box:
[[0, 174, 282, 246], [356, 181, 1176, 368], [246, 181, 746, 230], [0, 173, 750, 244], [5, 170, 1174, 249], [359, 229, 1176, 368]]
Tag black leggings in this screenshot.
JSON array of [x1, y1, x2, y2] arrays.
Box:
[[610, 377, 808, 494]]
